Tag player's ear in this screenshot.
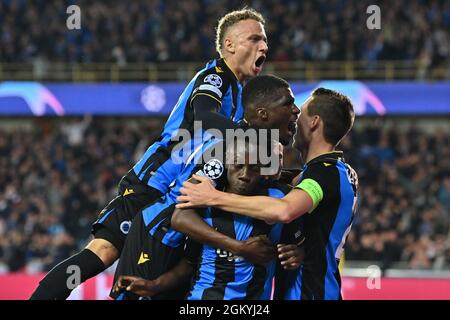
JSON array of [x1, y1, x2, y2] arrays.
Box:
[[224, 37, 235, 54], [310, 115, 320, 130], [256, 107, 268, 121]]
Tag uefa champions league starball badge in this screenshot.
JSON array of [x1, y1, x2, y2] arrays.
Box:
[[203, 159, 224, 180]]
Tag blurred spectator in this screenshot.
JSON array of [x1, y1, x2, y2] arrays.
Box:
[[0, 0, 448, 69], [340, 120, 450, 270]]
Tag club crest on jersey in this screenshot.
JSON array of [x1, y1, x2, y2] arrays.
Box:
[[204, 74, 222, 88], [203, 159, 224, 180], [120, 220, 131, 234]]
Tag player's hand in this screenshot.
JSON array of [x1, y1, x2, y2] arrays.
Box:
[[113, 275, 160, 297], [238, 235, 276, 266], [176, 174, 220, 209], [277, 243, 304, 270]]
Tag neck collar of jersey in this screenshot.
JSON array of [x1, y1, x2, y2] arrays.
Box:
[[221, 58, 241, 84], [306, 151, 344, 166]]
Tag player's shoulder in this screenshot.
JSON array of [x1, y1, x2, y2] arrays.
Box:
[[262, 179, 291, 197], [303, 155, 341, 175], [196, 59, 235, 85]]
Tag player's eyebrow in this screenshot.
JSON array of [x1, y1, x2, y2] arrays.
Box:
[[285, 96, 295, 106], [249, 34, 268, 44]]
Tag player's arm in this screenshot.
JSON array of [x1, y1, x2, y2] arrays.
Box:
[[171, 208, 275, 265], [191, 71, 239, 133], [192, 95, 239, 132], [113, 259, 194, 297], [177, 174, 323, 224]]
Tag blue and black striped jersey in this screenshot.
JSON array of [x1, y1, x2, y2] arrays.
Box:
[[277, 151, 358, 300], [139, 137, 226, 248], [130, 59, 243, 194], [184, 181, 303, 300]]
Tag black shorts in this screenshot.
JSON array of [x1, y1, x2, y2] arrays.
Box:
[[110, 213, 188, 300], [91, 174, 162, 252]]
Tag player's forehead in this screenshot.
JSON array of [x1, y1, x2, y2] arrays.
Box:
[[229, 19, 266, 40], [265, 87, 294, 108]]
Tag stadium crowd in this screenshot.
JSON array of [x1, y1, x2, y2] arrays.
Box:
[[0, 0, 449, 67], [0, 118, 448, 273]]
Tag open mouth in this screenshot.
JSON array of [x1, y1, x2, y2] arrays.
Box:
[[255, 55, 266, 67], [254, 55, 266, 73]]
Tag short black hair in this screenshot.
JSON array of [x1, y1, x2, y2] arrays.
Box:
[[308, 88, 355, 146], [242, 75, 290, 110]]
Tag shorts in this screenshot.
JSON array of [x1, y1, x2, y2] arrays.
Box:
[[91, 174, 163, 252], [110, 213, 188, 300]]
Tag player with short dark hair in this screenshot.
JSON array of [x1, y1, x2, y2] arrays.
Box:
[[177, 88, 358, 300], [30, 7, 268, 300], [113, 139, 303, 300]]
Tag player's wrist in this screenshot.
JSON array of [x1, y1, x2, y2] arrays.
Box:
[[229, 239, 244, 256], [148, 277, 162, 294], [208, 189, 226, 207]]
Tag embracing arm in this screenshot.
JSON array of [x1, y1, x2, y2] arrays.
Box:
[[176, 175, 314, 224], [172, 208, 242, 255], [171, 208, 275, 265], [193, 95, 239, 133]]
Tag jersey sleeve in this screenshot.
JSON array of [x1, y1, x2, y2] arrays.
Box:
[[294, 163, 326, 212], [190, 67, 232, 109], [280, 217, 306, 246]]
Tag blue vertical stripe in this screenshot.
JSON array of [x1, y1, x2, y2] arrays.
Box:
[[187, 246, 217, 300], [221, 213, 255, 300], [187, 208, 214, 300], [285, 266, 304, 300], [220, 87, 233, 118], [261, 222, 283, 300], [223, 263, 254, 300], [323, 161, 354, 299], [233, 82, 244, 122]]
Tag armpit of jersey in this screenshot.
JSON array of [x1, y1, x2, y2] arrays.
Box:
[[295, 178, 324, 212]]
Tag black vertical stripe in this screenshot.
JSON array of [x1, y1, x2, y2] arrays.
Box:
[[244, 218, 269, 299], [201, 208, 236, 300], [301, 164, 341, 300]]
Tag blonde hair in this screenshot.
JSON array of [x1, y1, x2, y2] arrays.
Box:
[[215, 7, 265, 56]]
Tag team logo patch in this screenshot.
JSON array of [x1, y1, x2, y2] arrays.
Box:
[[120, 220, 131, 234], [204, 74, 222, 88], [203, 159, 224, 180]]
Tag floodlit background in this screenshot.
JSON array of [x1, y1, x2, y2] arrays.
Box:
[[0, 0, 449, 299]]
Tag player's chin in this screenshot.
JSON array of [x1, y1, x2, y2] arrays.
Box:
[[293, 136, 303, 151], [280, 132, 294, 146]]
